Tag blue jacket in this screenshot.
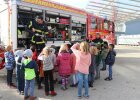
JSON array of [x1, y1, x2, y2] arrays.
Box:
[[4, 52, 15, 70], [105, 50, 116, 66]]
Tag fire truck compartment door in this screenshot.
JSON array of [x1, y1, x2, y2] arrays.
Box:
[[72, 16, 86, 24]]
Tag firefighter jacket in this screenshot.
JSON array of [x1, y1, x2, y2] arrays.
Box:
[[28, 20, 48, 44]]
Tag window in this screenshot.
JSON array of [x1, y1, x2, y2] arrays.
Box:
[[91, 17, 97, 29], [104, 20, 109, 30]]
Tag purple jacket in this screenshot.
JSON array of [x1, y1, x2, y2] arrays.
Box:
[[57, 52, 71, 76]]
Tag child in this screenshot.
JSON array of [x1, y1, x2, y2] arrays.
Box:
[[71, 42, 91, 99], [95, 44, 102, 79], [70, 44, 79, 87], [22, 49, 38, 100], [50, 45, 57, 84], [4, 45, 16, 88], [38, 47, 57, 96], [89, 46, 98, 87], [105, 44, 116, 81], [67, 44, 73, 54], [14, 50, 24, 95], [37, 58, 44, 89], [57, 44, 71, 90], [101, 41, 109, 71], [30, 45, 42, 89], [30, 45, 37, 61]]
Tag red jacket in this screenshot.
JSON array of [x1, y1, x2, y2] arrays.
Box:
[[70, 53, 76, 74], [57, 52, 71, 76], [32, 51, 37, 61]]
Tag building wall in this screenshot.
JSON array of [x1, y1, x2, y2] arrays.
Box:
[[0, 1, 9, 45], [115, 23, 126, 33], [125, 19, 140, 34]]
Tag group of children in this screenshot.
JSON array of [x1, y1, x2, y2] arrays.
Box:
[[4, 41, 116, 100]]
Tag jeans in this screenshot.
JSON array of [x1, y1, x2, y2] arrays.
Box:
[[16, 65, 24, 92], [24, 79, 35, 97], [108, 65, 112, 78], [38, 77, 44, 87], [44, 70, 54, 92], [71, 74, 77, 85], [7, 69, 13, 85], [35, 71, 40, 85], [102, 59, 106, 69], [77, 72, 89, 97]]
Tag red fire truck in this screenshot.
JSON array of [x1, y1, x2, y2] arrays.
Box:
[[87, 14, 115, 44], [0, 0, 115, 50]]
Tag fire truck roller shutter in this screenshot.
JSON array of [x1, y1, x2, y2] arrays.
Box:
[[71, 16, 86, 24]]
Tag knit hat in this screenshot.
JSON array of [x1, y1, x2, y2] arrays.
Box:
[[24, 49, 33, 58], [14, 50, 24, 57]]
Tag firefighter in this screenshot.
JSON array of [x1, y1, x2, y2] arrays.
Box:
[[92, 33, 103, 45], [28, 16, 48, 53]]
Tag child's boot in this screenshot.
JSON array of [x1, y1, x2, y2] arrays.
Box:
[[29, 96, 37, 100], [24, 96, 29, 100], [50, 91, 57, 96]]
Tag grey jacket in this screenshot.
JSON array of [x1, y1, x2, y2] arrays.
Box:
[[38, 48, 56, 71]]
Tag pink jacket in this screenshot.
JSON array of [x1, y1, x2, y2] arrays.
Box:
[[71, 43, 91, 74], [57, 52, 71, 76], [70, 53, 76, 74]]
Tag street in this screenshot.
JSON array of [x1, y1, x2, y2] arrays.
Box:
[[0, 45, 140, 100]]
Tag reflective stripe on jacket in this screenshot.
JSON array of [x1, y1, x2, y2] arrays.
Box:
[[28, 20, 48, 44]]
